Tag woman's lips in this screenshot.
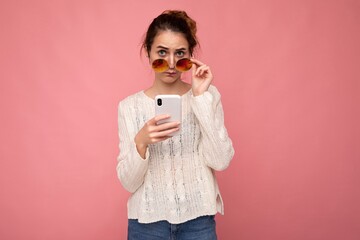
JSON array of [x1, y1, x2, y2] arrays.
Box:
[[166, 72, 176, 76]]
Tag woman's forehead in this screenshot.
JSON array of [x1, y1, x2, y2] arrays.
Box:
[[152, 30, 189, 50]]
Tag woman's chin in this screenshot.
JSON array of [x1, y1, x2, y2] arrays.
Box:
[[159, 75, 181, 83]]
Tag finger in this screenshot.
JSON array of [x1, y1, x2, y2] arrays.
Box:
[[192, 61, 196, 75], [151, 114, 171, 124], [152, 136, 171, 143], [148, 135, 171, 144], [195, 65, 209, 76], [196, 66, 207, 75], [190, 58, 205, 66], [151, 127, 180, 138], [154, 121, 180, 131]]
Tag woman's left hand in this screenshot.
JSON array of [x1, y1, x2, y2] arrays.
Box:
[[191, 58, 213, 96]]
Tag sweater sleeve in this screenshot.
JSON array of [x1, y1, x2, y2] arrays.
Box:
[[190, 85, 235, 171], [116, 101, 149, 193]]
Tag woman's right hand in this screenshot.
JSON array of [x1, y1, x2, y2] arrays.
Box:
[[134, 114, 180, 159]]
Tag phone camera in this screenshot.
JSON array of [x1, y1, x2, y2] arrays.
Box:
[[157, 98, 162, 106]]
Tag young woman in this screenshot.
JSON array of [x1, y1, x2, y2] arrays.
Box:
[[116, 10, 234, 240]]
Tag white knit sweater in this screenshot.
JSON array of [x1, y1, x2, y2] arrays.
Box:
[[116, 85, 234, 224]]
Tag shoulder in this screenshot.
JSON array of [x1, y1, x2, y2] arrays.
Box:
[[118, 90, 147, 111]]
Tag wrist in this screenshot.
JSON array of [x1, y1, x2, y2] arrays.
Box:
[[136, 142, 148, 151], [134, 136, 148, 159], [192, 90, 205, 97]]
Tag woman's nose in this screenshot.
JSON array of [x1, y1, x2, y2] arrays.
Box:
[[168, 56, 175, 69]]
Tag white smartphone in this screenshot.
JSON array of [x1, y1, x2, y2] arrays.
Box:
[[155, 94, 182, 136]]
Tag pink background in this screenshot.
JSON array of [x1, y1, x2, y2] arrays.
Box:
[[1, 0, 359, 239]]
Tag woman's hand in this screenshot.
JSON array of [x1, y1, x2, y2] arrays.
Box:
[[134, 114, 180, 159], [191, 58, 213, 96]]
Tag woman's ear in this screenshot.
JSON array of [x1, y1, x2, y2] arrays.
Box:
[[144, 47, 149, 58], [145, 50, 150, 63]]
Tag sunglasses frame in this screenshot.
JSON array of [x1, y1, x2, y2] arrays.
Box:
[[152, 58, 193, 73]]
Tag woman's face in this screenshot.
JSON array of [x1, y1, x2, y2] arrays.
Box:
[[148, 30, 190, 84]]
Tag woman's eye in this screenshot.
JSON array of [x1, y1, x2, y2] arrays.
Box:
[[158, 50, 166, 56], [176, 51, 185, 57]]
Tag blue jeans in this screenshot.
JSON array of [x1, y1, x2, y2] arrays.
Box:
[[128, 215, 217, 240]]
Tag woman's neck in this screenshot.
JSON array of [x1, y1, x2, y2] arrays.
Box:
[[145, 79, 191, 99]]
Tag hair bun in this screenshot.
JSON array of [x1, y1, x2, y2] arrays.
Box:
[[162, 10, 197, 37]]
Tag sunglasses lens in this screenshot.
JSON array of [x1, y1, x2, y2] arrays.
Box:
[[152, 59, 169, 72], [176, 58, 192, 72]]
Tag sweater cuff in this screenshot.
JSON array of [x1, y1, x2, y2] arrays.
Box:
[[192, 90, 213, 102]]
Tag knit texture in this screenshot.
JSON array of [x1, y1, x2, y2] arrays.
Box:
[[116, 85, 234, 224]]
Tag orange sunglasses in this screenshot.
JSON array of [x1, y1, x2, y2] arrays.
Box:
[[152, 58, 193, 73]]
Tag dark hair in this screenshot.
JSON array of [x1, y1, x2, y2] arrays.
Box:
[[142, 10, 199, 56]]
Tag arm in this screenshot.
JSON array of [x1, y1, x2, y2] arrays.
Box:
[[191, 86, 235, 171], [116, 102, 149, 193], [116, 100, 181, 192]]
